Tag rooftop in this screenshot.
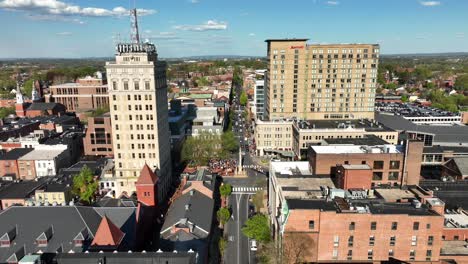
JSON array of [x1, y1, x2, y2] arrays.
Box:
[[278, 177, 335, 199], [294, 119, 394, 132], [0, 148, 33, 160], [265, 38, 309, 42], [270, 161, 311, 177], [376, 112, 468, 144], [444, 210, 468, 228], [323, 134, 389, 146], [340, 164, 371, 170], [55, 251, 197, 264], [440, 241, 468, 256], [18, 149, 65, 160], [376, 102, 460, 118], [374, 188, 417, 202], [310, 144, 401, 154]]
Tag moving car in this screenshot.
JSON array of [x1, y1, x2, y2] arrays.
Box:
[[250, 240, 257, 251]]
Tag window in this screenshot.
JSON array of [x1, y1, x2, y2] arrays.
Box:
[[333, 235, 339, 247], [332, 249, 338, 259], [349, 222, 355, 230], [413, 222, 420, 230], [372, 172, 383, 180], [426, 223, 431, 229], [348, 236, 354, 247], [390, 236, 396, 246], [388, 172, 399, 180], [367, 250, 373, 260], [388, 249, 394, 257], [426, 250, 432, 260], [308, 220, 315, 229], [454, 235, 459, 240], [411, 236, 417, 246], [370, 222, 377, 230], [124, 81, 129, 90], [389, 160, 400, 169], [373, 160, 384, 169], [347, 250, 352, 260], [409, 250, 415, 260], [145, 81, 150, 90], [428, 236, 434, 246], [112, 81, 117, 90], [391, 222, 398, 230], [369, 235, 375, 246]]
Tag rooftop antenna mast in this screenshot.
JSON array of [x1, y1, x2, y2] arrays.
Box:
[[130, 0, 140, 44]]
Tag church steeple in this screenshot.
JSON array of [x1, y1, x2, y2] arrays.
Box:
[[15, 84, 24, 104], [31, 80, 40, 102]]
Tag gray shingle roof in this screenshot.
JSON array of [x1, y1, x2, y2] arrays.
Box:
[[452, 157, 468, 176], [161, 190, 213, 240], [0, 206, 136, 263]]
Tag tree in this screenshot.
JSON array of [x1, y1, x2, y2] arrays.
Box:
[[455, 74, 468, 91], [242, 214, 271, 243], [0, 107, 15, 119], [282, 233, 315, 264], [240, 91, 248, 106], [72, 165, 98, 204], [252, 190, 264, 212], [181, 133, 224, 166], [219, 183, 232, 198], [219, 236, 228, 258], [221, 132, 238, 154], [217, 207, 231, 226], [401, 94, 409, 103]]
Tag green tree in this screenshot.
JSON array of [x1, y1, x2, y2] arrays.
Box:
[[72, 165, 98, 204], [242, 214, 271, 243], [252, 190, 264, 212], [181, 133, 224, 166], [22, 79, 34, 98], [219, 236, 228, 258], [0, 107, 15, 119], [455, 74, 468, 91], [219, 183, 232, 198], [240, 91, 248, 106], [401, 94, 409, 103], [221, 131, 238, 153], [217, 207, 231, 226]]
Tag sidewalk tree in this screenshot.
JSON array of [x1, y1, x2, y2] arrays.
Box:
[[221, 131, 238, 154], [219, 236, 227, 258], [217, 207, 231, 226], [72, 165, 98, 204], [219, 183, 232, 198], [0, 107, 15, 119], [240, 91, 248, 106], [242, 214, 271, 243]]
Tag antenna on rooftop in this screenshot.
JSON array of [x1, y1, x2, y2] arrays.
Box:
[[130, 7, 140, 44]]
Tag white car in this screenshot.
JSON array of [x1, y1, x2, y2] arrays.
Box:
[[250, 240, 257, 251]]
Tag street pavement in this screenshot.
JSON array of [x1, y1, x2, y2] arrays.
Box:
[[222, 84, 266, 264]]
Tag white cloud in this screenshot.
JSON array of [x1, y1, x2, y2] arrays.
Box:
[[249, 33, 255, 36], [326, 1, 339, 5], [0, 0, 156, 18], [56, 31, 72, 36], [419, 1, 441, 6], [174, 20, 228, 31]]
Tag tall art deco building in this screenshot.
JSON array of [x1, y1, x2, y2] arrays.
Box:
[[106, 41, 172, 199]]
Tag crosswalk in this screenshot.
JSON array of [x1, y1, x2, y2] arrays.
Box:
[[232, 187, 263, 194]]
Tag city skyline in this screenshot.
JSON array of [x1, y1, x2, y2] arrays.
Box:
[[0, 0, 467, 58]]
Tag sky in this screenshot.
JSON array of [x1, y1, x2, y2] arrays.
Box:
[[0, 0, 467, 58]]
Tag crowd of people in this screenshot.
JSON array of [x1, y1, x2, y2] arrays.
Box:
[[208, 158, 238, 176]]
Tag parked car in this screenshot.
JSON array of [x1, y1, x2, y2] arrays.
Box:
[[250, 240, 258, 251]]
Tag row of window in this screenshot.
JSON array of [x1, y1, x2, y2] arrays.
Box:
[[111, 94, 153, 101], [309, 220, 431, 231], [111, 80, 151, 91], [333, 249, 432, 261]]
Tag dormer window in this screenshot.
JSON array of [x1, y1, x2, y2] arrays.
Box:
[[36, 226, 53, 247], [73, 228, 88, 247], [0, 226, 17, 248]]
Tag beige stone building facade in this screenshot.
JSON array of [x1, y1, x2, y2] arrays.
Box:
[[264, 39, 379, 121], [255, 119, 398, 159], [106, 43, 172, 198]]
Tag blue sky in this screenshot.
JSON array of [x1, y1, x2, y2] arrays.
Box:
[[0, 0, 467, 58]]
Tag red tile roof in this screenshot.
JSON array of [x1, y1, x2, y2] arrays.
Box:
[[136, 164, 158, 185], [91, 216, 125, 246]]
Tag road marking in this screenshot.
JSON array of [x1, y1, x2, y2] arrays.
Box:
[[235, 193, 242, 264], [232, 186, 263, 194]]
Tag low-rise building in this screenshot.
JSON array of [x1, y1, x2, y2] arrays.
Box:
[[0, 148, 33, 179], [83, 112, 113, 157], [48, 76, 109, 112], [190, 106, 224, 136], [255, 118, 399, 159], [0, 179, 48, 209], [18, 149, 69, 179], [308, 140, 424, 187]]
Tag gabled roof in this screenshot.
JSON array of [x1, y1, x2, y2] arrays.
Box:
[[91, 216, 125, 247], [136, 164, 158, 185], [451, 157, 468, 176]]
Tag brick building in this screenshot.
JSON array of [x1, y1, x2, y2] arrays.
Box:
[[282, 198, 444, 263], [48, 76, 109, 112], [83, 113, 113, 157], [308, 140, 424, 187], [0, 148, 33, 179]]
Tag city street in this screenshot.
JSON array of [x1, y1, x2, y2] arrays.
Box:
[[222, 84, 267, 264]]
